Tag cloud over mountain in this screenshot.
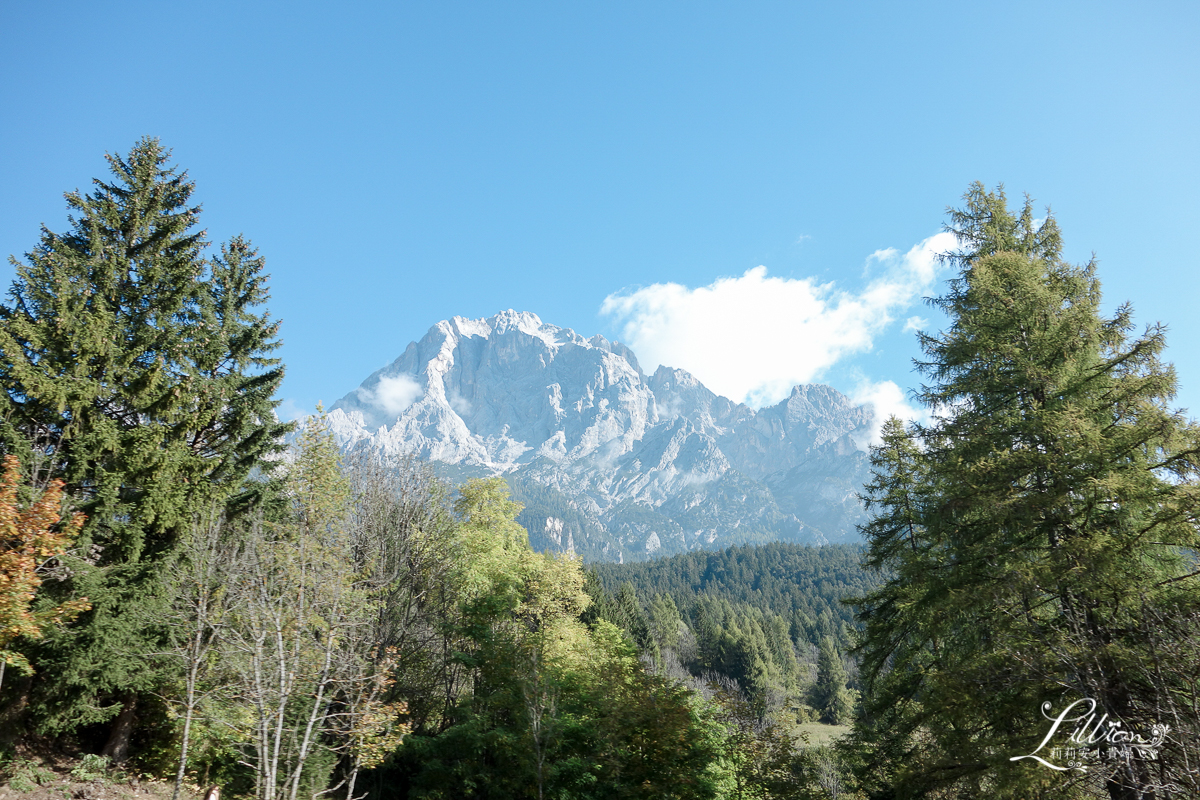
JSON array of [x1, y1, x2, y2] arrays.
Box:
[[600, 232, 955, 408]]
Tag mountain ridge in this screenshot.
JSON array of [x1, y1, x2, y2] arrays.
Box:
[[327, 310, 874, 561]]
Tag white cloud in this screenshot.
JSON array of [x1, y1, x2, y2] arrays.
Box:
[[370, 374, 423, 417], [849, 379, 929, 447], [601, 231, 955, 408], [903, 315, 929, 333], [448, 389, 472, 417], [275, 398, 313, 423]]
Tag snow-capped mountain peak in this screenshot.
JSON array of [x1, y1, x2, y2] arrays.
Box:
[[326, 310, 872, 561]]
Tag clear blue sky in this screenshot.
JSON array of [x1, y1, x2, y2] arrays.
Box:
[[3, 2, 1197, 423]]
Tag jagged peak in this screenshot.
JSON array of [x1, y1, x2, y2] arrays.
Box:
[[650, 364, 704, 390], [428, 310, 609, 355], [783, 382, 858, 411], [443, 309, 546, 339], [490, 309, 545, 334]]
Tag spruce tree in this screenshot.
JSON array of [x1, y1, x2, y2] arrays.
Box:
[[811, 636, 851, 725], [852, 185, 1200, 799], [0, 138, 289, 751]]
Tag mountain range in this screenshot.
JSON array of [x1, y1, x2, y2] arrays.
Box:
[[326, 310, 875, 562]]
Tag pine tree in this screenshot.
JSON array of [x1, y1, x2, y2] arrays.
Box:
[[191, 235, 290, 509], [851, 185, 1200, 799], [0, 138, 289, 751], [647, 593, 682, 651], [811, 636, 851, 725]]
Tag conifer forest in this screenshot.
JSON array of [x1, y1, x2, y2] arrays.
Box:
[[2, 139, 1198, 800]]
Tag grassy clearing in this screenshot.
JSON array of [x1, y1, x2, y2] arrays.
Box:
[[795, 722, 852, 747]]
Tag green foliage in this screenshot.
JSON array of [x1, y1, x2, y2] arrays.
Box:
[[850, 184, 1200, 799], [402, 618, 725, 800], [0, 138, 288, 739], [4, 758, 55, 793], [591, 542, 873, 651], [585, 633, 725, 800], [647, 593, 681, 651], [707, 680, 816, 800], [810, 638, 852, 726], [388, 481, 730, 799], [288, 403, 351, 532], [70, 754, 111, 782], [0, 454, 89, 681], [589, 541, 878, 724], [688, 595, 798, 699]]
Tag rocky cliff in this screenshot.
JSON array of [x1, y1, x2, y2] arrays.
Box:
[[327, 310, 874, 561]]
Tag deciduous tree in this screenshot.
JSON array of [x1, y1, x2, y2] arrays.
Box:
[[0, 455, 89, 689]]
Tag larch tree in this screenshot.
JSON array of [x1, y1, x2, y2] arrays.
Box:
[[851, 185, 1200, 799], [0, 137, 289, 756]]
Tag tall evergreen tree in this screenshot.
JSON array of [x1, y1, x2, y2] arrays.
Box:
[[851, 185, 1200, 799], [0, 138, 289, 752], [811, 636, 851, 725]]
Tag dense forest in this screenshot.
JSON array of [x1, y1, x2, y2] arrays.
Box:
[[2, 140, 1198, 800], [589, 543, 874, 706], [591, 542, 872, 646], [583, 543, 874, 738]]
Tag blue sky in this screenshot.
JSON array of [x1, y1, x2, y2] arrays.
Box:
[[3, 2, 1197, 425]]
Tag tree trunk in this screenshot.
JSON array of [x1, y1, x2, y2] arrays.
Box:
[[101, 695, 138, 763]]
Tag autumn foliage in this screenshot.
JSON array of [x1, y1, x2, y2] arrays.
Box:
[[0, 455, 89, 676]]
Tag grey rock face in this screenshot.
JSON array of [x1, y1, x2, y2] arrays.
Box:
[[328, 310, 874, 561]]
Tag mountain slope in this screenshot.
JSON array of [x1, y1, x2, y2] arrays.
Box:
[[327, 310, 874, 561]]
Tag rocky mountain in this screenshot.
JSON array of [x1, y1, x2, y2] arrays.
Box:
[[327, 310, 875, 562]]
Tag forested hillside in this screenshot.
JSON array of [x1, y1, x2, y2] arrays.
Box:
[[592, 542, 871, 644], [583, 543, 875, 740]]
